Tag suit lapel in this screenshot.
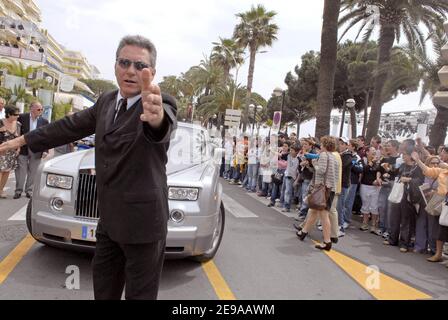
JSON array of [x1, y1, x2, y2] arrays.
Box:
[[104, 93, 118, 133], [104, 96, 142, 135]]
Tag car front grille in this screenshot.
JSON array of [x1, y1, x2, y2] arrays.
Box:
[[75, 171, 99, 219]]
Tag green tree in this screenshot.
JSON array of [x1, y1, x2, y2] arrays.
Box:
[[52, 100, 73, 122], [79, 78, 117, 98], [233, 4, 279, 131], [28, 79, 56, 97], [0, 58, 42, 78], [402, 29, 448, 148], [286, 41, 419, 137], [211, 37, 245, 83], [339, 0, 448, 141], [315, 0, 342, 138]]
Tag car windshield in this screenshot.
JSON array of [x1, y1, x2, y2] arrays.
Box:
[[166, 126, 209, 174]]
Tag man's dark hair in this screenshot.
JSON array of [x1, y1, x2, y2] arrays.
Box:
[[388, 139, 400, 150], [5, 105, 19, 118], [425, 146, 436, 155], [116, 35, 157, 68], [402, 139, 416, 155], [291, 144, 301, 152], [371, 135, 382, 144], [357, 135, 365, 142]]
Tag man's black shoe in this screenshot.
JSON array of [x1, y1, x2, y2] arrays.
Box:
[[25, 192, 32, 199], [331, 237, 338, 244], [13, 193, 21, 199]]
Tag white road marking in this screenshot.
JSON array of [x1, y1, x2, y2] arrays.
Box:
[[222, 193, 258, 218], [8, 205, 27, 221], [245, 191, 297, 219]]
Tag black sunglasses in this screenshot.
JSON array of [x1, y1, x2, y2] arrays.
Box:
[[12, 113, 20, 116], [116, 58, 150, 71]]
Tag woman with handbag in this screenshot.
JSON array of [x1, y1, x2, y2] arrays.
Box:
[[411, 152, 448, 263], [0, 106, 21, 199], [384, 151, 424, 252], [296, 136, 339, 251]]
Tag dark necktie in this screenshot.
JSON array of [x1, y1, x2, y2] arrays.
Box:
[[114, 98, 127, 123]]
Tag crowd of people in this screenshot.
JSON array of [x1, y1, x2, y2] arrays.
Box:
[[0, 99, 49, 199], [221, 131, 448, 261]]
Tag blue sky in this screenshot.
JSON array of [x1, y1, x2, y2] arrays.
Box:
[[35, 0, 435, 112]]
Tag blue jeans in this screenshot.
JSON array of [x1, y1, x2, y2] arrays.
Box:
[[246, 163, 259, 191], [337, 187, 349, 227], [378, 185, 392, 232], [270, 169, 285, 204], [224, 163, 232, 179], [232, 165, 240, 181], [299, 179, 311, 217], [282, 176, 294, 209], [344, 183, 358, 223]]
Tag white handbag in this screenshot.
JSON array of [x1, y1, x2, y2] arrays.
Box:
[[388, 179, 404, 204], [439, 203, 448, 227]]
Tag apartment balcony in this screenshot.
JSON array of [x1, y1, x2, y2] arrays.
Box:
[[5, 0, 27, 17], [0, 44, 43, 62], [23, 0, 41, 20]]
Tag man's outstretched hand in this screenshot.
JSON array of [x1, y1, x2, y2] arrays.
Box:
[[0, 136, 26, 155], [140, 68, 164, 129]]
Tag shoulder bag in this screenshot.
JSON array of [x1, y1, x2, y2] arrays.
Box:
[[305, 152, 330, 210], [439, 201, 448, 226], [388, 178, 404, 204]]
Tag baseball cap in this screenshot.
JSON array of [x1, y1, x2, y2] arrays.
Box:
[[339, 137, 350, 144]]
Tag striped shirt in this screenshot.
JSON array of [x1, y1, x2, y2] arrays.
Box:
[[312, 152, 339, 193]]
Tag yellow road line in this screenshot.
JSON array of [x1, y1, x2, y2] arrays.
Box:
[[0, 234, 36, 285], [202, 260, 236, 300], [312, 241, 432, 300]]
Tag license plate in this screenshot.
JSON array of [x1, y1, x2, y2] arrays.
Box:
[[81, 225, 97, 241]]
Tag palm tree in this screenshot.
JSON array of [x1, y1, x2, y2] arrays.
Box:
[[402, 29, 447, 148], [211, 37, 245, 83], [339, 0, 448, 141], [315, 0, 342, 138], [0, 58, 42, 78], [233, 4, 279, 132]]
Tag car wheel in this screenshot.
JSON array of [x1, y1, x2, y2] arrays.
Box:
[[191, 201, 225, 263], [26, 199, 33, 235], [26, 200, 43, 243]]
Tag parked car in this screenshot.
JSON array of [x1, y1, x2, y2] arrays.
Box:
[[26, 122, 225, 262]]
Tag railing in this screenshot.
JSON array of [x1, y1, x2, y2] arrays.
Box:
[[0, 45, 44, 62]]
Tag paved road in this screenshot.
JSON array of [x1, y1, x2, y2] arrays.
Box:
[[0, 176, 447, 300]]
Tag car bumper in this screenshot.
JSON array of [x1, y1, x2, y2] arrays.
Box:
[[31, 209, 217, 258]]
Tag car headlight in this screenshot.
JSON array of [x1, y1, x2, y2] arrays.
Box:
[[168, 187, 199, 201], [46, 173, 73, 190]]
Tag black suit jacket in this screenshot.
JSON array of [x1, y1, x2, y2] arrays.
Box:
[[18, 113, 49, 157], [25, 90, 177, 244]]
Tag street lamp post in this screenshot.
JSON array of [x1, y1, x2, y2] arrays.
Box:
[[273, 87, 286, 132], [339, 98, 356, 137]]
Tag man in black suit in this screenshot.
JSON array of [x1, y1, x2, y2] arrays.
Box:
[[14, 101, 49, 199], [0, 35, 177, 300]]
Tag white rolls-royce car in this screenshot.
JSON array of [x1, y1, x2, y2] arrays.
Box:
[[26, 122, 225, 262]]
